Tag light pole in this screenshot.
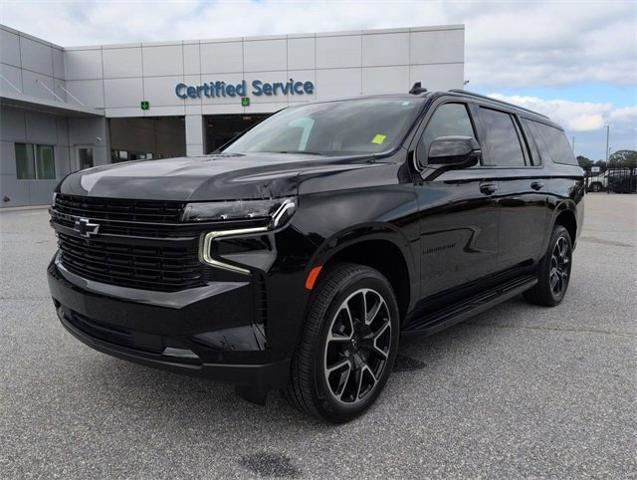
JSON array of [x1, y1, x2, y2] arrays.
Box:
[[605, 125, 610, 164]]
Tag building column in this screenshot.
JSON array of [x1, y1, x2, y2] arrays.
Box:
[[185, 114, 205, 156]]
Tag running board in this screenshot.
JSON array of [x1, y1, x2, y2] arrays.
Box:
[[401, 275, 538, 336]]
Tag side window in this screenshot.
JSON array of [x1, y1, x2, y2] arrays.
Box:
[[519, 120, 541, 165], [417, 103, 476, 165], [523, 119, 577, 166], [479, 108, 526, 166]]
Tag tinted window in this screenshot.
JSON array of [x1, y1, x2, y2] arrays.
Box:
[[35, 145, 56, 179], [224, 98, 422, 155], [479, 108, 526, 166], [15, 143, 35, 179], [15, 143, 55, 179], [523, 119, 577, 165], [520, 121, 541, 165], [417, 103, 475, 164]]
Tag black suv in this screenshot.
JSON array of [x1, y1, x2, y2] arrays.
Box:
[[48, 88, 584, 422]]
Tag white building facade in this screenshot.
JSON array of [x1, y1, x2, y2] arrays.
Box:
[[0, 24, 464, 207]]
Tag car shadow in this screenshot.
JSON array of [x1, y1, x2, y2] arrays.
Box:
[[82, 293, 537, 433], [65, 293, 552, 478]]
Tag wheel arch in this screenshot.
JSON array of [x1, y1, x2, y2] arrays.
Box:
[[307, 226, 416, 322], [539, 199, 580, 256], [554, 207, 577, 245]]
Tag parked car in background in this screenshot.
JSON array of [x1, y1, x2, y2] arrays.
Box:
[[47, 87, 585, 422], [587, 172, 607, 192], [587, 168, 636, 193]]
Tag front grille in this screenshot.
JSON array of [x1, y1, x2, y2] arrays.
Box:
[[50, 194, 209, 291], [52, 194, 197, 238], [57, 232, 206, 292], [54, 194, 185, 223]]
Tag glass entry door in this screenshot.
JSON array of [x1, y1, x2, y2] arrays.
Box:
[[76, 146, 94, 170]]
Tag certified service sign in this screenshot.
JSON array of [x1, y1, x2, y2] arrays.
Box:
[[175, 79, 314, 100]]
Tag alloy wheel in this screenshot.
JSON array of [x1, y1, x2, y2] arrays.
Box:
[[323, 288, 392, 405], [549, 236, 571, 297]]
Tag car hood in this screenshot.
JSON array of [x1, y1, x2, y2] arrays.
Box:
[[58, 152, 379, 201]]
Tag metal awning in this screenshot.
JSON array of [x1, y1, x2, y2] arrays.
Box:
[[0, 91, 104, 118]]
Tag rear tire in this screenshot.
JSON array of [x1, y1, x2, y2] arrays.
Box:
[[283, 263, 399, 423], [524, 225, 573, 307]]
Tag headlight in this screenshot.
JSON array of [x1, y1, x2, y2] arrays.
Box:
[[182, 197, 296, 228], [191, 197, 297, 275]]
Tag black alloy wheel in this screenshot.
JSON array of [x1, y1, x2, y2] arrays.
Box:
[[524, 225, 573, 306], [283, 263, 399, 423], [323, 288, 392, 405], [549, 235, 571, 298]]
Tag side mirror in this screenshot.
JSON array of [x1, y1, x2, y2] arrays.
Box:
[[427, 136, 481, 169]]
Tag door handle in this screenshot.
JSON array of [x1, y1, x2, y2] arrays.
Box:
[[531, 181, 544, 191], [479, 183, 498, 195]]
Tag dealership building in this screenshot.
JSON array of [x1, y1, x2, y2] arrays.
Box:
[[0, 23, 464, 207]]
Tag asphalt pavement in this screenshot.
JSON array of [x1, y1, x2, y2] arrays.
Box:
[[1, 193, 635, 479]]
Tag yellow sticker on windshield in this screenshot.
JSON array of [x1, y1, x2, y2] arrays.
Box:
[[372, 134, 387, 145]]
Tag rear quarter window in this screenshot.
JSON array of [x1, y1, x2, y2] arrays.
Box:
[[522, 119, 577, 166], [478, 107, 527, 167]]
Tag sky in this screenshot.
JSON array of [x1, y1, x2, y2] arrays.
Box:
[[1, 0, 636, 160]]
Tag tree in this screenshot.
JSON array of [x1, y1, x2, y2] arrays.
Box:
[[576, 155, 593, 169], [593, 160, 607, 172], [608, 150, 637, 169]]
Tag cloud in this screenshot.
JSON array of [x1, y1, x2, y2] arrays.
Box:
[[487, 93, 637, 133], [1, 0, 636, 88], [460, 2, 637, 87], [2, 1, 634, 158], [569, 114, 605, 132], [609, 106, 637, 128], [487, 93, 636, 158]]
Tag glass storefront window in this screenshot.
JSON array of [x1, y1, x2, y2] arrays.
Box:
[[15, 143, 55, 179], [15, 143, 35, 179], [111, 150, 156, 162], [35, 145, 56, 179]]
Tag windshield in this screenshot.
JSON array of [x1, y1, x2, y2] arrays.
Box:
[[223, 98, 422, 155]]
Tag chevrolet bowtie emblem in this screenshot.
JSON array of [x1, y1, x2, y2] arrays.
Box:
[[74, 217, 100, 238]]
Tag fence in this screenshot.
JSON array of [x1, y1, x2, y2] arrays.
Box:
[[584, 167, 637, 193]]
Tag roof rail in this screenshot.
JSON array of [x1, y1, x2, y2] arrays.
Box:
[[448, 89, 550, 119]]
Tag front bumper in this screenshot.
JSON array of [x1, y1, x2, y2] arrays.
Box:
[[48, 254, 290, 389]]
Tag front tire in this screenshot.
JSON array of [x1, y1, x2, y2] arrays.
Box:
[[524, 225, 573, 306], [283, 263, 399, 423]]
